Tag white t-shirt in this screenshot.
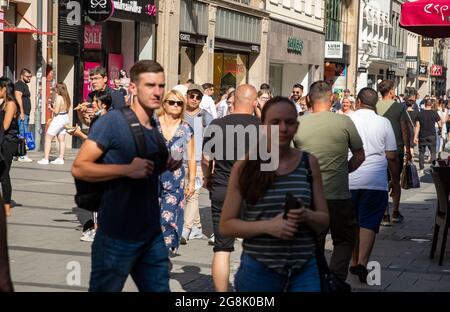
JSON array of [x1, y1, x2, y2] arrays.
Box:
[[200, 95, 218, 119], [349, 109, 397, 191], [217, 99, 228, 118]]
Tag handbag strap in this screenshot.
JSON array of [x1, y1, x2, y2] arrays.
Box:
[[406, 111, 415, 129], [119, 107, 147, 158], [301, 152, 331, 275]]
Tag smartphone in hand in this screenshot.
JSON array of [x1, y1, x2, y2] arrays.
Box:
[[284, 192, 298, 219]]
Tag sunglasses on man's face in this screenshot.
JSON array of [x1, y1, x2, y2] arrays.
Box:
[[189, 94, 203, 101], [165, 100, 184, 107], [293, 91, 301, 95]]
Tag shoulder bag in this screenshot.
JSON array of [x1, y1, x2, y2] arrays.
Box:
[[302, 152, 352, 293]]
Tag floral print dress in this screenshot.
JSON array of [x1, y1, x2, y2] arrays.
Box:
[[156, 118, 194, 252]]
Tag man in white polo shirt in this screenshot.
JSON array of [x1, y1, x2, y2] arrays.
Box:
[[348, 87, 399, 284]]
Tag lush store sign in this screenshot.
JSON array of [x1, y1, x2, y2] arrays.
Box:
[[287, 37, 304, 55]]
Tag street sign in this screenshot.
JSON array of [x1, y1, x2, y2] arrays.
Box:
[[419, 65, 428, 75]]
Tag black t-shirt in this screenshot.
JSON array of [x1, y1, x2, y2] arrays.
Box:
[[88, 110, 167, 241], [14, 80, 31, 115], [87, 86, 127, 110], [203, 114, 261, 202], [406, 110, 418, 133], [416, 110, 441, 139]]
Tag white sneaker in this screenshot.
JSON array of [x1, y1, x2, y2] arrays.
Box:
[[50, 158, 64, 165], [208, 233, 215, 246], [37, 159, 49, 165], [189, 227, 206, 239], [18, 156, 33, 163], [80, 229, 96, 242]]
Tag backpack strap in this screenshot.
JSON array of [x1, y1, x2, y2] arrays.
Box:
[[119, 107, 147, 158], [301, 151, 314, 210]]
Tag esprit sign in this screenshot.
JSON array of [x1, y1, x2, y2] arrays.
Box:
[[431, 65, 443, 76], [86, 0, 115, 23], [84, 25, 102, 50]]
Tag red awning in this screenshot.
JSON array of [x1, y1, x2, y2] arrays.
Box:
[[0, 10, 55, 36], [400, 0, 450, 38]]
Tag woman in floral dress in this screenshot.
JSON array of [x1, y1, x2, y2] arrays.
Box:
[[156, 90, 196, 254]]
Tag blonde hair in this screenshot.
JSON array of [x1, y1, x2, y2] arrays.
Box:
[[158, 90, 186, 119]]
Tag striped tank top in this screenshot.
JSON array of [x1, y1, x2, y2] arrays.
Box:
[[242, 154, 316, 275]]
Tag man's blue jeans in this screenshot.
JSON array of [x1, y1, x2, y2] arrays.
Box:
[[235, 252, 321, 292], [89, 232, 170, 292], [18, 114, 29, 137]]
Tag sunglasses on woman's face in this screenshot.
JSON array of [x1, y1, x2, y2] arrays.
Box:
[[166, 100, 184, 107]]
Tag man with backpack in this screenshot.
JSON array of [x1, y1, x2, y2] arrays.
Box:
[[72, 60, 181, 292]]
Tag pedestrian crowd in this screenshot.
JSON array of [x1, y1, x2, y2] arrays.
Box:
[[0, 59, 449, 292]]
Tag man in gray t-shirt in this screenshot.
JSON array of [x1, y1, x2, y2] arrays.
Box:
[[181, 84, 213, 243]]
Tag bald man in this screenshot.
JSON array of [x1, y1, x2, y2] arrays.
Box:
[[202, 84, 261, 291]]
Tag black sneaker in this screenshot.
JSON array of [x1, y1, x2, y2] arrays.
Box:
[[349, 264, 368, 283], [391, 211, 404, 224], [180, 236, 187, 245]]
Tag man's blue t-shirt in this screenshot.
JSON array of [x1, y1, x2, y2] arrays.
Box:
[[88, 110, 165, 241]]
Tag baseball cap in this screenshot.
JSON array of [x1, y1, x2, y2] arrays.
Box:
[[187, 84, 204, 94]]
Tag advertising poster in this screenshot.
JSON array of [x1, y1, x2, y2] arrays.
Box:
[[84, 25, 102, 50], [108, 53, 124, 86], [83, 62, 101, 101]]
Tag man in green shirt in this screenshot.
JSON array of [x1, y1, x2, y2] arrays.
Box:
[[376, 80, 411, 225], [294, 81, 365, 281]]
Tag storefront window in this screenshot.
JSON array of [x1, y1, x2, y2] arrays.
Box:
[[179, 46, 195, 84], [269, 64, 283, 97], [213, 51, 248, 95]]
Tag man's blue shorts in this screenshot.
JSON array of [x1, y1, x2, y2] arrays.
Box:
[[351, 189, 388, 233]]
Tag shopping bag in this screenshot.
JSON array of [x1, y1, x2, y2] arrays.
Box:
[[19, 121, 35, 151], [401, 161, 420, 189]]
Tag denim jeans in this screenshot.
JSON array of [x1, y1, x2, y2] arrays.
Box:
[[235, 253, 321, 292], [89, 232, 170, 292], [18, 114, 29, 136]]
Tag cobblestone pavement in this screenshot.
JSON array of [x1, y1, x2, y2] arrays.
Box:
[[5, 150, 450, 292]]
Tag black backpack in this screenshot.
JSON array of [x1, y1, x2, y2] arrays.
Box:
[[74, 107, 168, 212]]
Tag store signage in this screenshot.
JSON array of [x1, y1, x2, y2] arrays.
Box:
[[84, 25, 102, 50], [251, 45, 260, 53], [113, 0, 157, 16], [86, 0, 115, 23], [180, 33, 191, 42], [430, 64, 443, 76], [357, 67, 368, 73], [287, 37, 304, 55], [419, 65, 428, 75], [422, 37, 434, 47], [325, 41, 343, 59]]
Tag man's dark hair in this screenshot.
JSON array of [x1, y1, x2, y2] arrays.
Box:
[[186, 79, 195, 84], [308, 81, 332, 105], [378, 80, 395, 97], [399, 94, 404, 98], [95, 90, 112, 110], [20, 68, 31, 76], [202, 83, 214, 90], [405, 99, 415, 108], [260, 83, 271, 90], [293, 84, 304, 91], [89, 66, 107, 78], [130, 60, 164, 83], [357, 87, 378, 109]]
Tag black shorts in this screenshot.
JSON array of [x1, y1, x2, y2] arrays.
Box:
[[211, 199, 235, 253], [387, 153, 404, 183]]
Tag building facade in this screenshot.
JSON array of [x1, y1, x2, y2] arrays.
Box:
[[266, 0, 325, 96], [324, 0, 359, 94], [0, 0, 56, 149], [158, 0, 269, 93]]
